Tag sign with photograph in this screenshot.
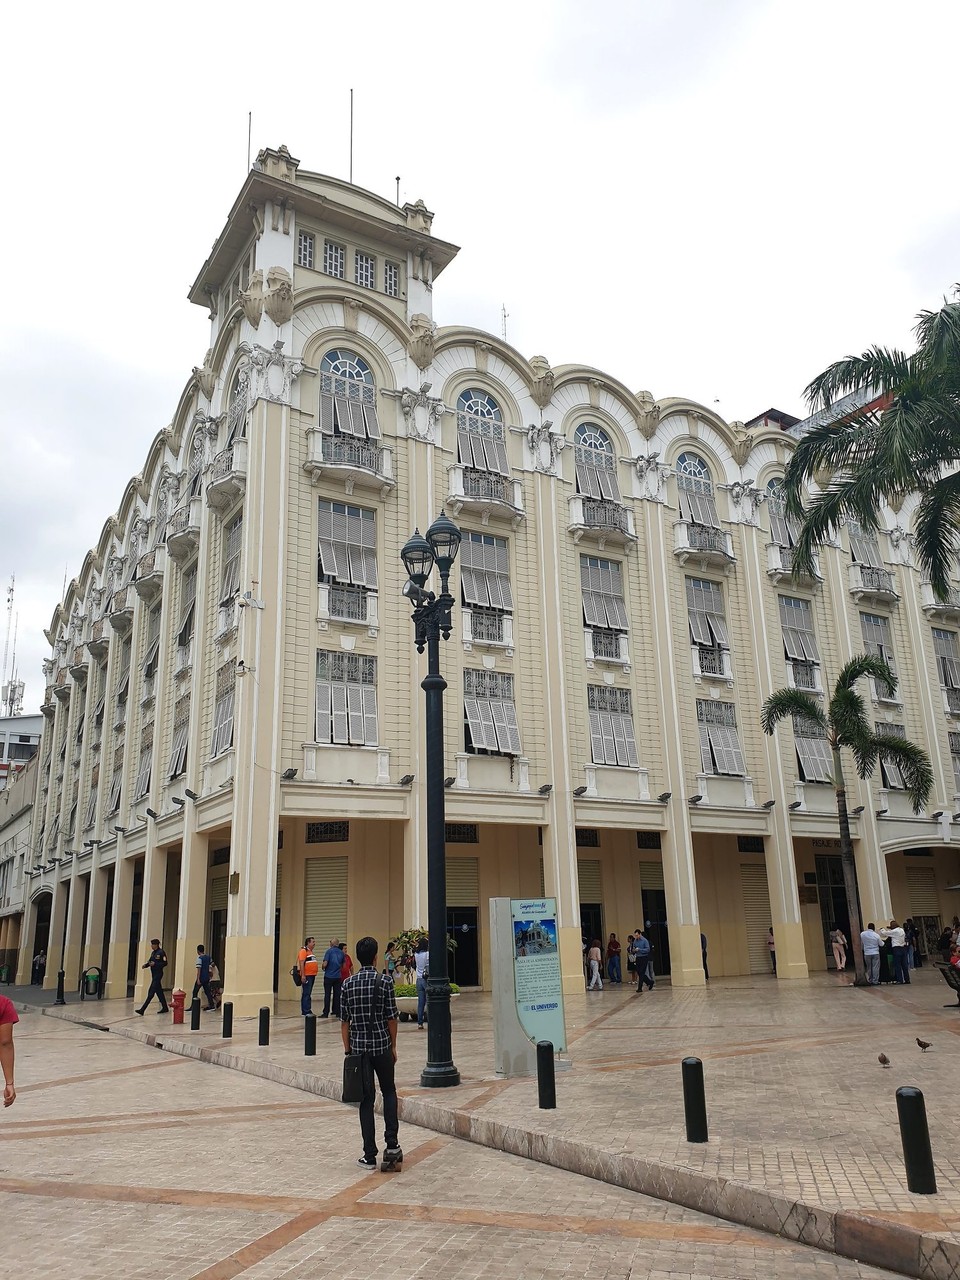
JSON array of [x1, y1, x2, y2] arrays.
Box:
[[510, 897, 566, 1051]]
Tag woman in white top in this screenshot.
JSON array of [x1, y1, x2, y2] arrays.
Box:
[[829, 925, 847, 972], [414, 940, 429, 1029]]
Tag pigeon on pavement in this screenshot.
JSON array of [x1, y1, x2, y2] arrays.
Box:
[[878, 1053, 891, 1067], [917, 1038, 932, 1052]]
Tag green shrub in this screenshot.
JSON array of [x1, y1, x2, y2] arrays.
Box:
[[393, 982, 459, 998]]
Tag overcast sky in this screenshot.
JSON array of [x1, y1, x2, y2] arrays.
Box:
[[2, 0, 958, 713]]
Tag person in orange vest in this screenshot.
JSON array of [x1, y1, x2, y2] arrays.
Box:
[[298, 937, 320, 1016]]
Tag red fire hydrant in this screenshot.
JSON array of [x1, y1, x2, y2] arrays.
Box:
[[171, 989, 186, 1024]]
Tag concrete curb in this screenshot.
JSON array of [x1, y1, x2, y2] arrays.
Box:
[[43, 1005, 960, 1280]]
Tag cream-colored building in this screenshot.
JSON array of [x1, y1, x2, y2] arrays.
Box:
[[11, 145, 960, 1012]]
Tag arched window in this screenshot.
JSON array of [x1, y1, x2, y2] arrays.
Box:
[[766, 478, 800, 547], [456, 388, 509, 476], [676, 452, 720, 529], [319, 349, 380, 440], [226, 371, 248, 445], [574, 424, 621, 500]]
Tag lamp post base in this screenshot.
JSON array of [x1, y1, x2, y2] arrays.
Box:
[[420, 1061, 461, 1088]]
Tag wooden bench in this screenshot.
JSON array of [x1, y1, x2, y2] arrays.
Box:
[[934, 962, 960, 1007]]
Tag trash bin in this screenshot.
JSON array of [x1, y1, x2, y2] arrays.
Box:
[[0, 964, 9, 984], [81, 966, 103, 1000]]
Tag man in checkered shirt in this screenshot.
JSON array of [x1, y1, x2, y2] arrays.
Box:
[[340, 935, 401, 1168]]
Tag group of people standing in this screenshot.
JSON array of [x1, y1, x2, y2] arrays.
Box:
[[584, 931, 656, 993], [297, 937, 354, 1017], [859, 919, 931, 984], [136, 941, 221, 1015]]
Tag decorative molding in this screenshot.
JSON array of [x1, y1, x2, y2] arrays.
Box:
[[238, 341, 304, 405], [722, 479, 764, 526], [408, 314, 437, 370], [729, 423, 754, 469], [529, 355, 555, 409], [526, 420, 564, 474], [263, 266, 294, 327], [239, 270, 264, 328], [386, 383, 447, 442], [343, 297, 363, 332], [192, 349, 217, 400], [635, 390, 660, 440], [474, 341, 490, 374], [632, 452, 669, 502]]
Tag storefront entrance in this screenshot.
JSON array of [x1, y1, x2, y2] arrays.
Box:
[[447, 907, 479, 986]]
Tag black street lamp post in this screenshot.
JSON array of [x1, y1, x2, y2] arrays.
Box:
[[400, 513, 462, 1088]]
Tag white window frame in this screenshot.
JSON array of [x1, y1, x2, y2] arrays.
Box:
[[574, 424, 621, 501], [317, 500, 377, 589], [297, 230, 315, 269], [456, 390, 509, 476], [323, 240, 345, 279], [875, 722, 906, 789], [319, 351, 381, 440], [464, 669, 521, 755], [581, 556, 628, 630], [676, 453, 721, 529], [696, 699, 746, 776], [220, 513, 243, 607], [211, 663, 236, 757], [587, 685, 639, 767], [315, 651, 378, 746], [354, 251, 376, 289], [461, 532, 512, 612], [793, 716, 833, 783], [384, 261, 400, 297]]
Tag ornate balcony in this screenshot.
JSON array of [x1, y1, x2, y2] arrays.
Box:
[[568, 496, 635, 547], [54, 667, 71, 704], [691, 644, 733, 687], [206, 440, 248, 512], [448, 465, 525, 526], [69, 645, 89, 683], [766, 542, 821, 586], [107, 586, 134, 634], [41, 685, 55, 718], [318, 583, 379, 635], [133, 545, 166, 602], [943, 687, 960, 717], [87, 618, 110, 660], [848, 562, 899, 604], [674, 520, 734, 568], [920, 581, 960, 620], [463, 607, 514, 654], [215, 599, 240, 644], [166, 497, 202, 565], [787, 659, 823, 695], [304, 430, 395, 498]]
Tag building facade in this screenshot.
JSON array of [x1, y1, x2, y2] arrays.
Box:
[[12, 145, 960, 1011], [0, 712, 41, 791]]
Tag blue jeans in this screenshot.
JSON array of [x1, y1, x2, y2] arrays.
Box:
[[416, 974, 427, 1026], [607, 955, 621, 983], [892, 946, 910, 984], [300, 973, 315, 1015]]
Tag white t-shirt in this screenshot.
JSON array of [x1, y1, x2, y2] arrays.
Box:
[[415, 951, 429, 979], [880, 926, 906, 947], [860, 929, 882, 955]]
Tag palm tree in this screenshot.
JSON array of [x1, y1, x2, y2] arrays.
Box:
[[760, 655, 933, 986], [782, 288, 960, 597]]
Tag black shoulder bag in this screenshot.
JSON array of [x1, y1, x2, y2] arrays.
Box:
[[342, 975, 386, 1107]]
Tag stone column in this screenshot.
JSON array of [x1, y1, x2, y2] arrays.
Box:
[[134, 844, 168, 1004], [104, 852, 135, 999], [61, 870, 88, 991], [175, 830, 208, 993]]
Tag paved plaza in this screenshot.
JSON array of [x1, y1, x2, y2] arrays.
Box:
[[3, 966, 960, 1278]]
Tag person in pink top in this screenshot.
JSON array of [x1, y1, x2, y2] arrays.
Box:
[[0, 993, 18, 1107]]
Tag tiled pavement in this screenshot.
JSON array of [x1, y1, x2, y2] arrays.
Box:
[[2, 1014, 905, 1279], [16, 965, 960, 1278]]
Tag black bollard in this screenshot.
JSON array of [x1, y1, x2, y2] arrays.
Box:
[[258, 1006, 270, 1046], [190, 997, 201, 1031], [536, 1040, 556, 1109], [55, 969, 66, 1006], [304, 1013, 317, 1056], [221, 1001, 233, 1039], [896, 1086, 937, 1194], [682, 1056, 708, 1142]]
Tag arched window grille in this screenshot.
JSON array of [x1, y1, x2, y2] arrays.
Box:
[[676, 452, 720, 529], [319, 349, 380, 440], [226, 371, 248, 445], [456, 389, 509, 477], [574, 424, 621, 501], [766, 478, 800, 547]]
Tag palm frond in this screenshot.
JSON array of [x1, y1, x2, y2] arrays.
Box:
[[835, 654, 897, 697], [913, 289, 960, 369], [913, 471, 960, 598], [760, 688, 825, 736], [803, 347, 913, 410], [872, 737, 934, 813], [829, 685, 872, 754]]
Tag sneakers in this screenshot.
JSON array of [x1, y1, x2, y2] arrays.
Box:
[[357, 1156, 377, 1169], [135, 1009, 144, 1017]]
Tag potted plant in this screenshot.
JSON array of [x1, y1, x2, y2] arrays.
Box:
[[388, 927, 458, 1022]]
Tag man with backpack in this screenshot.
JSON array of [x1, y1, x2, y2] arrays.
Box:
[[192, 944, 216, 1011], [632, 928, 655, 993]]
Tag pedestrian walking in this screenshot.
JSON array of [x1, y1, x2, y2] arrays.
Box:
[[192, 944, 217, 1010], [701, 931, 709, 981], [0, 991, 17, 1107], [298, 936, 319, 1015], [605, 933, 621, 984], [340, 936, 401, 1170], [879, 920, 910, 984], [767, 927, 776, 975], [586, 939, 603, 990], [320, 938, 346, 1018], [633, 929, 654, 992], [136, 938, 169, 1015], [414, 939, 429, 1028], [31, 949, 46, 986], [860, 922, 883, 985], [829, 925, 847, 973]]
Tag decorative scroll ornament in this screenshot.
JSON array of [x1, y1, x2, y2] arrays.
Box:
[[408, 313, 437, 370], [636, 390, 660, 441], [237, 340, 304, 405], [88, 586, 102, 616], [192, 349, 217, 400], [723, 478, 764, 526], [240, 270, 264, 328], [526, 420, 564, 474], [391, 382, 447, 441], [529, 355, 555, 409], [130, 514, 152, 560], [633, 452, 669, 501], [263, 266, 294, 327], [888, 525, 914, 565]]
